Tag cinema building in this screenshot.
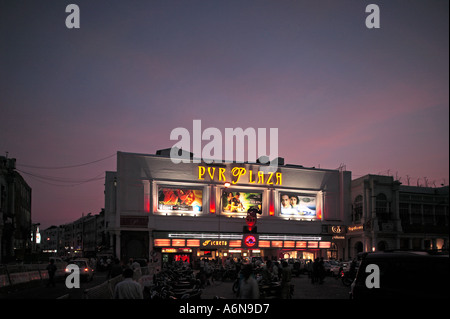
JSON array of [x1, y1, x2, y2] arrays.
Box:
[[104, 150, 351, 264]]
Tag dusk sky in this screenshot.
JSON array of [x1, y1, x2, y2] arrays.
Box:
[[1, 0, 448, 229]]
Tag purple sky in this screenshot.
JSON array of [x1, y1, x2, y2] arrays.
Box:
[[1, 0, 448, 229]]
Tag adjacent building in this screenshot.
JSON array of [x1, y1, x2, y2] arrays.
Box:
[[0, 156, 32, 263], [348, 175, 449, 259], [40, 210, 106, 258]]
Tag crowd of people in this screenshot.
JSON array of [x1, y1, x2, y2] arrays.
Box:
[[305, 257, 326, 284], [43, 254, 346, 299]]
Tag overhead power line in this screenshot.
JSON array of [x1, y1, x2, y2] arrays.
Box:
[[16, 153, 116, 169], [16, 169, 105, 187]]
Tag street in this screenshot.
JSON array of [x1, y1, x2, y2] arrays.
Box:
[[201, 274, 351, 299], [0, 270, 350, 299], [0, 270, 109, 299]]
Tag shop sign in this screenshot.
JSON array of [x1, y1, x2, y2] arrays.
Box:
[[198, 166, 282, 185], [201, 239, 228, 247], [348, 225, 364, 232], [331, 226, 345, 234], [244, 235, 258, 248], [323, 225, 346, 234], [163, 248, 192, 253]]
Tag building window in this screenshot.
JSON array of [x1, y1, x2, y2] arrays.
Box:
[[377, 241, 387, 251], [399, 203, 410, 225], [423, 205, 434, 224], [411, 204, 422, 224], [353, 195, 363, 222], [435, 206, 448, 225], [376, 193, 389, 222]]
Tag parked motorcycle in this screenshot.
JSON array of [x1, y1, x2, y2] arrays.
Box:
[[146, 264, 202, 299], [340, 270, 356, 287]]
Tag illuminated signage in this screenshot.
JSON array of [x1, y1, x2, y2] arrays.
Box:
[[198, 166, 282, 185], [162, 248, 177, 253], [348, 225, 364, 232], [259, 241, 270, 248], [280, 193, 320, 220], [222, 192, 262, 214], [319, 242, 331, 249], [229, 240, 242, 247], [331, 226, 345, 234], [244, 235, 257, 248], [158, 187, 202, 212], [201, 239, 228, 247]]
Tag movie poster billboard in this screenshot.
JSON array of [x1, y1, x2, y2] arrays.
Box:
[[158, 187, 203, 212], [280, 193, 320, 219], [222, 191, 262, 213]]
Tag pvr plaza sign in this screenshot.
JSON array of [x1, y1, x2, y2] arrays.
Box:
[[198, 165, 282, 185]]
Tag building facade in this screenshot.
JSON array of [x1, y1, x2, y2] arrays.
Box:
[[348, 175, 449, 259], [0, 156, 32, 263], [40, 210, 106, 258], [104, 150, 352, 263]]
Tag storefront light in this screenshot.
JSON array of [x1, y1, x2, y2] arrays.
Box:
[[319, 241, 331, 249], [154, 239, 171, 247], [271, 241, 283, 248], [172, 239, 186, 247], [229, 240, 242, 247], [259, 241, 270, 248], [296, 241, 307, 248], [284, 241, 295, 248], [308, 241, 318, 248], [186, 239, 200, 247]]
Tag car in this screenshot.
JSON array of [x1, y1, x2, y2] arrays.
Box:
[[323, 260, 339, 275], [350, 250, 449, 299], [49, 257, 67, 268], [65, 259, 94, 282]]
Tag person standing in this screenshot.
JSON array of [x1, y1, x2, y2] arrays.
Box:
[[114, 268, 144, 299]]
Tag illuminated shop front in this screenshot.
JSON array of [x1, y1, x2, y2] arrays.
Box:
[[104, 150, 352, 263]]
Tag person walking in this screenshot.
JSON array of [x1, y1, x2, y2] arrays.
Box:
[[239, 264, 259, 299], [114, 268, 144, 299], [108, 258, 123, 279], [46, 259, 57, 288], [318, 257, 325, 284], [281, 261, 292, 298]]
